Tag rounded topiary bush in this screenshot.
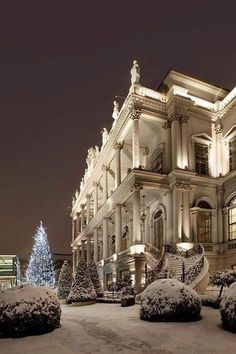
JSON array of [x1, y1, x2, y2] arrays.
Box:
[[140, 279, 201, 322], [0, 284, 61, 337], [220, 282, 236, 331]]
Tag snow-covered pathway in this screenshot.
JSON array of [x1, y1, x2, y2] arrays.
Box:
[[1, 304, 236, 354]]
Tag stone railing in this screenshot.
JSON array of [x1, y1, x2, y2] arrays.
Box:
[[184, 256, 204, 285], [145, 244, 165, 284], [165, 243, 205, 285]]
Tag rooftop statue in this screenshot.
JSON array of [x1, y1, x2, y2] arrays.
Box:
[[86, 147, 96, 168], [112, 100, 119, 121], [130, 60, 140, 85], [72, 197, 75, 207], [95, 145, 100, 158], [101, 128, 109, 147], [75, 190, 79, 199]]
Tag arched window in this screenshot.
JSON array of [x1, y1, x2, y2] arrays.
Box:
[[153, 209, 163, 249], [229, 196, 236, 240], [197, 201, 212, 243]]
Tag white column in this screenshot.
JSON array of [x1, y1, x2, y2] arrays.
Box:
[[166, 192, 173, 244], [93, 182, 98, 215], [87, 235, 91, 264], [103, 218, 108, 259], [223, 208, 229, 242], [72, 249, 76, 273], [102, 165, 109, 203], [131, 110, 141, 168], [142, 148, 149, 169], [181, 117, 189, 169], [215, 124, 223, 177], [81, 204, 85, 231], [115, 205, 122, 253], [144, 206, 150, 244], [171, 115, 181, 169], [133, 184, 142, 243], [173, 186, 182, 242], [217, 188, 224, 243], [75, 213, 80, 236], [86, 194, 91, 225], [164, 120, 171, 172], [114, 143, 122, 188], [76, 245, 80, 266], [81, 240, 85, 260], [191, 208, 198, 243], [72, 219, 75, 242], [182, 190, 190, 241], [94, 228, 98, 263]]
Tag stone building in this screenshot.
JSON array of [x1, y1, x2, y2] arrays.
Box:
[[70, 62, 236, 293]]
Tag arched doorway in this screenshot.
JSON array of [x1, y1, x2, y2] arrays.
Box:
[[153, 209, 163, 249]]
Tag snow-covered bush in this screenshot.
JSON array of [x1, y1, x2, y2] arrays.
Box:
[[67, 259, 96, 303], [57, 261, 72, 300], [211, 269, 236, 298], [0, 284, 61, 337], [87, 260, 104, 298], [201, 294, 220, 308], [220, 282, 236, 331], [140, 279, 201, 321]]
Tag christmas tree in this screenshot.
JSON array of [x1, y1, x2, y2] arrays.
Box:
[[87, 260, 104, 298], [57, 261, 72, 300], [26, 221, 55, 287], [68, 259, 96, 303]]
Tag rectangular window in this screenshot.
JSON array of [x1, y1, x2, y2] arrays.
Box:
[[229, 207, 236, 240], [229, 138, 236, 171], [197, 212, 212, 243], [195, 143, 209, 175]]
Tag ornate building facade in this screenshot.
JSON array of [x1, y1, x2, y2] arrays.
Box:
[[70, 62, 236, 292]]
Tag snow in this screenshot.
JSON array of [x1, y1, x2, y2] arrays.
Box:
[[1, 303, 236, 353], [220, 282, 236, 329], [140, 279, 201, 321], [0, 284, 61, 336]]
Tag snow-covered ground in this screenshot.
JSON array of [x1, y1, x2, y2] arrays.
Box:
[[1, 303, 236, 354]]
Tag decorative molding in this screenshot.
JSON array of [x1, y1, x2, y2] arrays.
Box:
[[131, 183, 143, 192], [130, 109, 141, 120], [215, 123, 223, 135], [113, 142, 123, 150], [163, 119, 172, 129], [142, 147, 149, 156], [174, 183, 192, 191]]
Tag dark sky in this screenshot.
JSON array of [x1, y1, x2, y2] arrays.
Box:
[[1, 0, 236, 258]]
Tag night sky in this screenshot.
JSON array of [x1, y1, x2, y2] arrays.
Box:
[[1, 1, 236, 258]]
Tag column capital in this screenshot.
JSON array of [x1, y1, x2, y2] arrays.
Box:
[[131, 183, 143, 192], [115, 203, 123, 208], [113, 141, 123, 150], [216, 187, 224, 197], [215, 123, 223, 134], [163, 119, 172, 129], [81, 203, 85, 209], [93, 181, 99, 187], [170, 110, 189, 124], [130, 109, 141, 120], [86, 193, 91, 199], [174, 183, 192, 191], [102, 164, 110, 171], [142, 147, 149, 156]]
